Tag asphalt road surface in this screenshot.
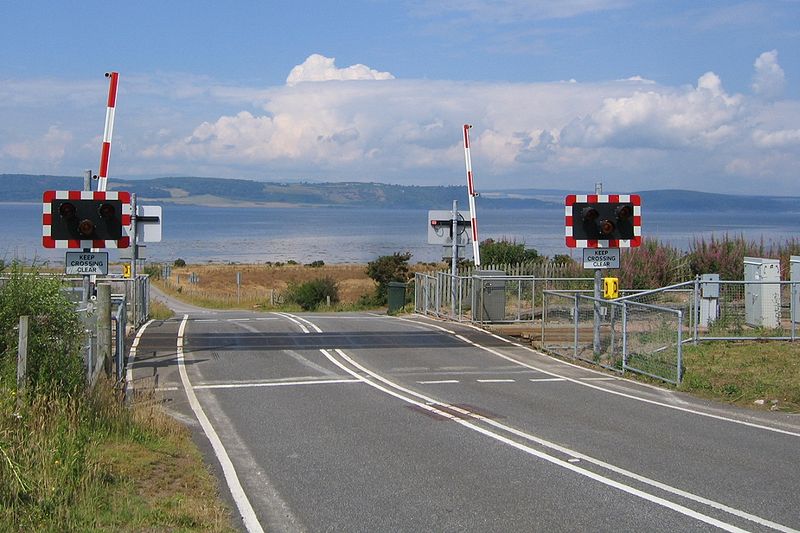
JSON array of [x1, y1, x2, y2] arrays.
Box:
[[130, 297, 800, 532]]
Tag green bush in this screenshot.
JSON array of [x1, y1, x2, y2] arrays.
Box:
[[285, 277, 340, 311], [0, 264, 84, 393], [480, 238, 541, 265], [366, 252, 412, 304], [173, 258, 186, 267], [306, 260, 325, 268]]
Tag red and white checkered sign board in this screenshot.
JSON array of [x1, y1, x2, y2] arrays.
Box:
[[42, 190, 132, 248], [565, 194, 641, 248]]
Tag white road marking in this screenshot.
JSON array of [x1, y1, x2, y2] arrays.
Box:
[[417, 380, 460, 385], [530, 378, 567, 383], [476, 379, 516, 383], [320, 346, 751, 533], [176, 315, 264, 533], [229, 318, 250, 322], [194, 379, 360, 390], [196, 319, 218, 323], [279, 313, 794, 533], [126, 319, 153, 387], [401, 315, 800, 439]]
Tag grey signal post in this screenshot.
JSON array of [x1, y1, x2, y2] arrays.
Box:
[[593, 182, 602, 355], [450, 200, 459, 318]]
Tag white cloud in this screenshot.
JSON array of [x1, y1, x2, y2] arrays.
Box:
[[136, 52, 800, 193], [2, 125, 73, 163], [286, 54, 395, 86], [753, 128, 800, 148], [559, 72, 743, 149], [752, 50, 786, 99], [2, 53, 799, 194]]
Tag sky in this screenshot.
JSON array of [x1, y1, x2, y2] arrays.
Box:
[[1, 0, 799, 195]]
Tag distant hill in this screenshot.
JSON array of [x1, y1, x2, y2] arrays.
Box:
[[1, 174, 797, 212]]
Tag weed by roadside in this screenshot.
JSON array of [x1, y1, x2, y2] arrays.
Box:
[[0, 381, 234, 532]]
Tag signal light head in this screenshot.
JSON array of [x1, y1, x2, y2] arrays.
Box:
[[582, 207, 599, 222], [98, 203, 116, 219], [59, 202, 77, 219], [598, 219, 615, 235], [78, 219, 95, 237], [615, 204, 632, 221]]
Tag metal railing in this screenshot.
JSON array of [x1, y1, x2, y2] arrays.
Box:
[[542, 290, 684, 384], [414, 271, 593, 323]]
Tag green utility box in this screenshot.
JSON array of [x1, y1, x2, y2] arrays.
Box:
[[387, 281, 408, 314]]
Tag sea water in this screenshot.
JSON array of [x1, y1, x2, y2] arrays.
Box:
[[1, 202, 798, 265]]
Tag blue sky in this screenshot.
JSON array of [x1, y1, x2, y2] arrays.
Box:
[[1, 0, 799, 194]]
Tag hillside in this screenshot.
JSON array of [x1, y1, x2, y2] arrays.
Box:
[[1, 174, 797, 212]]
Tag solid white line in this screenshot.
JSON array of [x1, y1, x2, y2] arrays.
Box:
[[281, 313, 791, 532], [417, 380, 460, 384], [126, 319, 154, 387], [476, 379, 516, 383], [196, 319, 218, 323], [320, 347, 749, 533], [176, 315, 264, 533], [194, 379, 360, 390], [401, 316, 800, 438]]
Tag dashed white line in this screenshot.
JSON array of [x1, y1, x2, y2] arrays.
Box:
[[476, 379, 516, 383], [530, 378, 567, 383], [417, 380, 460, 385]]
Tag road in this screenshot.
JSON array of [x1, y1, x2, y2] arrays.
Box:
[[130, 300, 800, 532]]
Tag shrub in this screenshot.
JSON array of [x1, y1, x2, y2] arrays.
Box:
[[480, 238, 541, 265], [614, 240, 685, 289], [306, 260, 325, 268], [0, 264, 84, 393], [173, 258, 186, 267], [285, 277, 340, 311], [366, 252, 412, 304]]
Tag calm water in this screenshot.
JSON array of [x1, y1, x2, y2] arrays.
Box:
[[3, 202, 798, 265]]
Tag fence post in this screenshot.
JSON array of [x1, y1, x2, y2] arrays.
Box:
[[677, 310, 684, 384], [573, 295, 580, 359], [17, 315, 28, 409], [97, 283, 112, 378], [693, 276, 700, 345], [621, 304, 627, 374]]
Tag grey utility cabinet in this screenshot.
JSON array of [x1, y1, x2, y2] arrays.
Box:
[[472, 270, 506, 322], [744, 257, 781, 329]]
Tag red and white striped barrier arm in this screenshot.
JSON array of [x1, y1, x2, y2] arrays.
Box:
[[463, 124, 481, 267], [97, 71, 118, 192]]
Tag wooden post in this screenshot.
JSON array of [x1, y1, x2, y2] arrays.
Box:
[[17, 316, 28, 409]]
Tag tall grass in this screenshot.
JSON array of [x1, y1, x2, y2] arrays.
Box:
[[0, 381, 232, 531], [688, 235, 800, 280]]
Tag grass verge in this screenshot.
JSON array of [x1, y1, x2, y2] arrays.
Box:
[[679, 341, 800, 412], [0, 381, 234, 532]]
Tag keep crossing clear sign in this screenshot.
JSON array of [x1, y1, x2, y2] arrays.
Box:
[[65, 251, 109, 275], [582, 248, 620, 269]]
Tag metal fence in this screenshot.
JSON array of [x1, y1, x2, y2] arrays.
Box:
[[542, 290, 684, 384], [542, 279, 800, 384], [417, 265, 800, 384], [413, 271, 593, 323]]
